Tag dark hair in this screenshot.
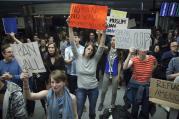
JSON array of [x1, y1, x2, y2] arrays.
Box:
[[47, 43, 61, 59], [73, 31, 79, 37], [83, 42, 96, 59], [50, 70, 67, 83], [1, 44, 11, 53], [117, 49, 124, 62]]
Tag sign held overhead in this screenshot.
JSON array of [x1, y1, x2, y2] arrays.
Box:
[[69, 3, 108, 30], [115, 29, 151, 51], [110, 9, 127, 18], [106, 16, 128, 35], [2, 18, 17, 34]]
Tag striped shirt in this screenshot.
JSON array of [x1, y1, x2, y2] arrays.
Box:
[[131, 55, 156, 83]]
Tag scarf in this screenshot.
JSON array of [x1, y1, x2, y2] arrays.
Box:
[[47, 87, 74, 119], [108, 48, 117, 73]]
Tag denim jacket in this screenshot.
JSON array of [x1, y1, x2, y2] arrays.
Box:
[[126, 79, 149, 105]]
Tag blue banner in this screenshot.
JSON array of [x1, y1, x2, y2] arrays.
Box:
[[2, 18, 17, 34]]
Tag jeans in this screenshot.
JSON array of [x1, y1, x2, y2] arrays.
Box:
[[126, 80, 149, 119], [67, 74, 77, 94], [76, 87, 99, 119], [130, 87, 149, 119]]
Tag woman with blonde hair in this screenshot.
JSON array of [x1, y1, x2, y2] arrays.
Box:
[[22, 70, 78, 119]]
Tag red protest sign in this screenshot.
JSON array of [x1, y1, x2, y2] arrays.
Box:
[[69, 3, 108, 30]]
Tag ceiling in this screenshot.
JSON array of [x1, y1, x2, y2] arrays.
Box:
[[0, 0, 178, 16]]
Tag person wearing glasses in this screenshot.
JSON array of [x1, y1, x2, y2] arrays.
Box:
[[160, 41, 179, 80], [0, 44, 23, 87]]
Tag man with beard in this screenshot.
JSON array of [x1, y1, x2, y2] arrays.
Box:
[[0, 44, 23, 87]]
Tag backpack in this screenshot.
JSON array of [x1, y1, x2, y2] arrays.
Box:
[[99, 105, 132, 119]]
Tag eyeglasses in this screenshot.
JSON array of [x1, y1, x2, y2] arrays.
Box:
[[48, 47, 55, 49], [171, 45, 178, 47], [5, 51, 13, 54]]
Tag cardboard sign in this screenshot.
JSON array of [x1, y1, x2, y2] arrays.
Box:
[[2, 18, 17, 34], [110, 9, 127, 18], [150, 78, 179, 109], [128, 18, 136, 28], [115, 29, 151, 50], [17, 17, 25, 29], [11, 42, 46, 73], [69, 3, 108, 30], [106, 16, 128, 35]]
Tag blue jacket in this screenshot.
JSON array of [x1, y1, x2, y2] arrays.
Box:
[[104, 56, 119, 76]]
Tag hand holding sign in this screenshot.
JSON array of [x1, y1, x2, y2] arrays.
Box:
[[129, 48, 137, 55], [9, 32, 22, 44], [9, 32, 15, 38], [20, 69, 29, 81], [66, 16, 70, 26], [1, 72, 13, 80]]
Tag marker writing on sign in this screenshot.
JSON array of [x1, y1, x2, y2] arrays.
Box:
[[22, 58, 45, 71], [17, 43, 37, 57], [109, 18, 127, 24], [154, 88, 179, 103]]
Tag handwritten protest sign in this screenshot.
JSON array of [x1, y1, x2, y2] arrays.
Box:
[[115, 29, 151, 50], [69, 3, 108, 30], [2, 18, 17, 34], [11, 42, 46, 73], [110, 9, 127, 18], [150, 78, 179, 109], [106, 16, 128, 35]]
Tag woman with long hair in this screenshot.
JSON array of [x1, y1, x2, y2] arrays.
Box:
[[68, 25, 106, 119], [44, 43, 66, 72]]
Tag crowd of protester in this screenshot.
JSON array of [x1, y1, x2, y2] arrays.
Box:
[[0, 17, 179, 119]]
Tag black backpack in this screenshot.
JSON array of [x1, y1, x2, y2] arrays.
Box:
[[99, 105, 132, 119]]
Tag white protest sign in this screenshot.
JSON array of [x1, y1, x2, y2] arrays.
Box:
[[106, 16, 128, 35], [11, 42, 46, 73], [115, 29, 151, 50]]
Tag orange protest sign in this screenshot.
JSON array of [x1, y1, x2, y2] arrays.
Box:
[[69, 3, 108, 30]]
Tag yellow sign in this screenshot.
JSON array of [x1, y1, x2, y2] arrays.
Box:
[[110, 9, 127, 18]]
